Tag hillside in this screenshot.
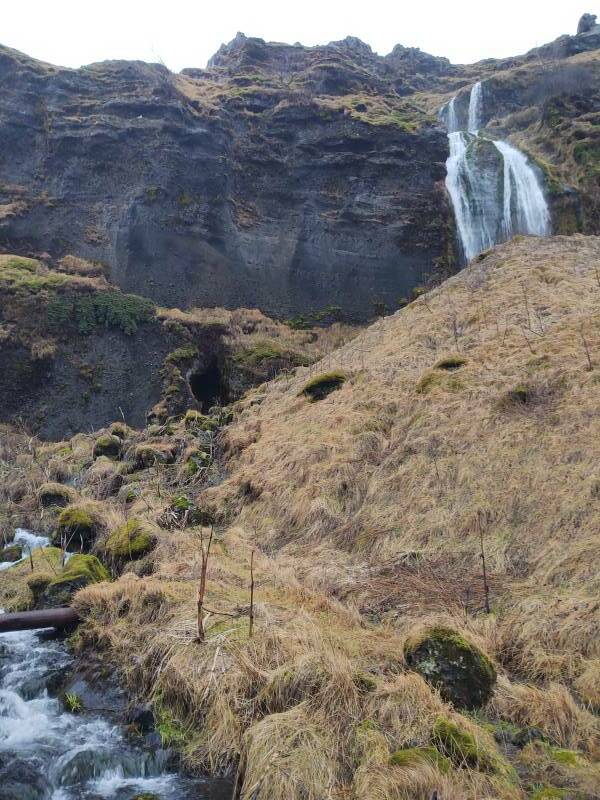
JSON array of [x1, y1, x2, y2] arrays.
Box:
[[2, 234, 599, 799], [0, 253, 355, 437], [0, 22, 599, 318]]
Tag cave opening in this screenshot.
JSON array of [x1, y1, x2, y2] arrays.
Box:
[[188, 359, 228, 412]]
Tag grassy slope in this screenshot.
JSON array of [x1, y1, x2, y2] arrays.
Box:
[[2, 235, 599, 799]]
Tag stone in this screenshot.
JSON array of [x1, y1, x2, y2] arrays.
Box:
[[404, 625, 497, 709], [0, 544, 22, 562], [126, 702, 155, 734], [577, 13, 599, 35], [40, 554, 110, 608], [92, 434, 122, 460]]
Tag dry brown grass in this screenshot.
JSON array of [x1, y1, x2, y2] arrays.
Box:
[[4, 235, 600, 798]]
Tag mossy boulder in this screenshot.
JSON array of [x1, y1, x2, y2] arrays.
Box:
[[184, 409, 219, 432], [92, 434, 122, 460], [103, 519, 155, 560], [51, 505, 101, 552], [433, 717, 512, 777], [26, 571, 53, 602], [301, 371, 346, 401], [134, 443, 176, 469], [38, 482, 76, 509], [40, 554, 110, 607], [389, 746, 451, 773], [404, 626, 496, 709], [0, 544, 22, 562], [108, 422, 131, 440]]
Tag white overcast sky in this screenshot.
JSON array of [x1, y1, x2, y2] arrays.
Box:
[[2, 1, 595, 71]]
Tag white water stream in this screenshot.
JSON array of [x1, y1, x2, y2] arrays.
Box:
[[443, 81, 550, 262], [0, 531, 232, 799]]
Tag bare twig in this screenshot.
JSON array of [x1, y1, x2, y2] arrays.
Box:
[[249, 549, 255, 638]]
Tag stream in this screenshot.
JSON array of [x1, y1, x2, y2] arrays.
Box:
[[0, 533, 233, 800]]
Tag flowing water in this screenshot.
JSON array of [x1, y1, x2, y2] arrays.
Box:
[[443, 81, 550, 262], [0, 533, 233, 800]]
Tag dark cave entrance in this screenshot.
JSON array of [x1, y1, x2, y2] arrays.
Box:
[[189, 359, 229, 412]]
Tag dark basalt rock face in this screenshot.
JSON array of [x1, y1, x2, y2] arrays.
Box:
[[0, 39, 454, 321]]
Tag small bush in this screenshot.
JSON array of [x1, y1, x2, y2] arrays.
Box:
[[301, 371, 347, 402]]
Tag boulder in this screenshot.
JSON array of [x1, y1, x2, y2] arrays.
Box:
[[102, 519, 155, 561], [51, 506, 101, 552], [92, 434, 122, 460], [0, 544, 22, 562], [404, 625, 496, 709], [577, 13, 599, 35], [40, 554, 110, 607], [38, 482, 76, 508]]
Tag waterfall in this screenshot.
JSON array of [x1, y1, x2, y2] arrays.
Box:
[[444, 82, 550, 263], [467, 81, 483, 133]]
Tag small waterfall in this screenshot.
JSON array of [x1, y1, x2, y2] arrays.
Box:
[[467, 81, 483, 133], [444, 81, 550, 262]]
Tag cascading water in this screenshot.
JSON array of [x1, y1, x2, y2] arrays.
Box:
[[443, 81, 550, 262], [0, 531, 233, 800]]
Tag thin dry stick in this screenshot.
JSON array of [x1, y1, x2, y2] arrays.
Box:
[[477, 511, 491, 614], [249, 549, 255, 638], [521, 281, 531, 329], [196, 525, 214, 642], [520, 326, 536, 355], [579, 324, 593, 371]]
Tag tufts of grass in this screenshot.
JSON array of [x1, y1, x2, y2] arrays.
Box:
[[301, 370, 347, 401]]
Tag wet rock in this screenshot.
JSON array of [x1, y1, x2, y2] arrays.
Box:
[[0, 757, 47, 800], [0, 544, 22, 562], [127, 702, 155, 734], [404, 625, 497, 709]]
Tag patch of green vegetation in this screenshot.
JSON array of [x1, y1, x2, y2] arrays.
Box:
[[184, 410, 218, 432], [46, 291, 154, 335], [92, 434, 122, 460], [53, 506, 99, 551], [235, 339, 309, 368], [389, 746, 452, 773], [43, 554, 110, 606], [166, 346, 199, 364], [573, 139, 600, 175], [433, 717, 512, 778], [286, 305, 347, 329], [301, 371, 347, 401], [545, 746, 582, 767], [529, 787, 568, 800], [104, 519, 154, 560], [63, 692, 84, 713]]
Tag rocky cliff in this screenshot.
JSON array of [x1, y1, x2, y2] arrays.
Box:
[[1, 27, 598, 319]]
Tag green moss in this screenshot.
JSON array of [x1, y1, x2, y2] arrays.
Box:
[[389, 746, 452, 774], [26, 571, 52, 599], [301, 371, 347, 401], [546, 747, 582, 767], [43, 554, 110, 606], [433, 717, 511, 777], [46, 291, 154, 335], [434, 355, 466, 371], [235, 339, 309, 368], [92, 434, 122, 460], [404, 626, 496, 709], [529, 787, 568, 800], [185, 450, 210, 476], [53, 506, 99, 552], [166, 346, 199, 365], [184, 409, 219, 432], [104, 519, 154, 560]]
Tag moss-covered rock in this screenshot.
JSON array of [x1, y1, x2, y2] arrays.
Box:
[[301, 371, 347, 401], [41, 554, 110, 607], [404, 626, 496, 709], [134, 443, 176, 469], [389, 745, 452, 773], [26, 571, 53, 602], [433, 717, 512, 777], [109, 422, 131, 440], [92, 434, 122, 460], [38, 482, 76, 509], [51, 505, 101, 552], [184, 409, 219, 432], [103, 519, 155, 560], [0, 544, 22, 562]]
